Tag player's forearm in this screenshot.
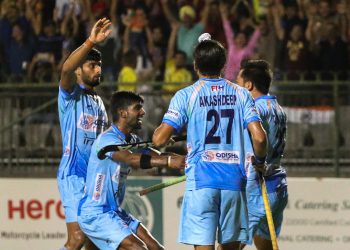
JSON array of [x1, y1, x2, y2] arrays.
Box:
[[121, 153, 169, 169], [152, 124, 174, 147], [248, 121, 267, 158], [61, 40, 94, 75]]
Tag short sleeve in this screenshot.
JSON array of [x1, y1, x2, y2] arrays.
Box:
[[241, 88, 261, 128], [162, 90, 188, 133]]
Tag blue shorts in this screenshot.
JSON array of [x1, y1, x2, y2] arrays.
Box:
[[178, 188, 248, 245], [57, 175, 85, 223], [246, 187, 288, 244], [78, 209, 140, 250]]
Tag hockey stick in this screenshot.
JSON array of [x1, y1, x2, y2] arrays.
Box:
[[97, 135, 186, 160], [139, 175, 186, 196], [249, 129, 279, 250], [259, 173, 279, 250]]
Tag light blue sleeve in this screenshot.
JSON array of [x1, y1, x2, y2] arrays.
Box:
[[58, 84, 79, 113], [241, 88, 261, 128], [162, 90, 188, 133]]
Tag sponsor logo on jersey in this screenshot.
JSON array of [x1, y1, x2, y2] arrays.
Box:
[[202, 150, 240, 164], [211, 85, 224, 91], [93, 173, 105, 201], [165, 109, 179, 119], [77, 113, 107, 132]]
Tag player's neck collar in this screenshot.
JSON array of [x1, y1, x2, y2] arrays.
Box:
[[255, 95, 276, 101]]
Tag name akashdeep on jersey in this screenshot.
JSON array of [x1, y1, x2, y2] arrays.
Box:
[[162, 78, 261, 191]]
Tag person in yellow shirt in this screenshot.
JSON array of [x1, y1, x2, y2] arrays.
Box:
[[164, 23, 192, 92], [117, 49, 137, 91]]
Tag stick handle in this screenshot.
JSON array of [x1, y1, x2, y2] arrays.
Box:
[[98, 135, 186, 160], [261, 176, 279, 250], [139, 175, 186, 196]]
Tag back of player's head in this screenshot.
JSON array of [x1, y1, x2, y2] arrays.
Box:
[[85, 48, 102, 63], [193, 36, 226, 77], [240, 59, 272, 94], [110, 91, 144, 122]]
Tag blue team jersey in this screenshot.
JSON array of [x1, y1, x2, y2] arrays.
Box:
[[162, 78, 261, 191], [78, 125, 145, 216], [245, 95, 287, 193], [58, 84, 108, 179]]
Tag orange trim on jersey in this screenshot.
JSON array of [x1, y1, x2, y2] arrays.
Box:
[[186, 80, 206, 117]]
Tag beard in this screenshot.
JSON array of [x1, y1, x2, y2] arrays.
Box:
[[84, 77, 100, 87]]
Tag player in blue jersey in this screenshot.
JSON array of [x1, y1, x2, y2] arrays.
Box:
[[152, 34, 268, 250], [57, 18, 111, 250], [78, 91, 185, 250], [236, 60, 288, 250]]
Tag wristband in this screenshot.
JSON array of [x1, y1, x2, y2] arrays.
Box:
[[255, 155, 266, 164], [84, 38, 95, 49], [167, 156, 171, 167], [140, 154, 152, 169]]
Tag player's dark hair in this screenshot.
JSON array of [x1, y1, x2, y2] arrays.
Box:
[[110, 91, 144, 122], [193, 39, 226, 77], [85, 48, 102, 62], [240, 59, 272, 95]]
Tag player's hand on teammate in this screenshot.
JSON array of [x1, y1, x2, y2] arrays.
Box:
[[89, 18, 112, 44], [167, 154, 186, 170], [251, 156, 267, 175]]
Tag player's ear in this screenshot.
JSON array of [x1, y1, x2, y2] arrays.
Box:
[[120, 109, 127, 119], [246, 81, 254, 91]]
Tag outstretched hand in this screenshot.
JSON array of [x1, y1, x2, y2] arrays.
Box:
[[89, 18, 112, 44]]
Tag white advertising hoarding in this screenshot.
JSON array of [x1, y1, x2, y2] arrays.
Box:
[[162, 177, 350, 250], [1, 178, 350, 249]]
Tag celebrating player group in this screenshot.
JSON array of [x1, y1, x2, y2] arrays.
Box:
[[57, 17, 288, 250]]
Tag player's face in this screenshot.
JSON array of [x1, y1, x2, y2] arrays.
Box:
[[80, 60, 102, 87], [126, 102, 145, 130]]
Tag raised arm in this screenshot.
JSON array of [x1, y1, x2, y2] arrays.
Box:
[[160, 0, 180, 25], [166, 23, 180, 60], [220, 2, 235, 48], [60, 18, 111, 92]]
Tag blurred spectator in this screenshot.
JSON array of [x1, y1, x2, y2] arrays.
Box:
[[0, 1, 32, 50], [4, 23, 35, 82], [252, 3, 284, 69], [57, 3, 80, 73], [54, 0, 82, 22], [121, 5, 149, 66], [315, 22, 348, 72], [93, 0, 121, 81], [282, 24, 311, 73], [163, 23, 192, 92], [161, 0, 209, 66], [204, 0, 226, 47], [117, 49, 138, 91], [279, 0, 307, 40], [220, 1, 260, 81], [147, 25, 167, 81]]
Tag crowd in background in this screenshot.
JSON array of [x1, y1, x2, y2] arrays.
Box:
[[0, 0, 349, 86]]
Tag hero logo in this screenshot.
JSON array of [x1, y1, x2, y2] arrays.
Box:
[[211, 85, 224, 91], [93, 173, 105, 201], [165, 109, 179, 119], [202, 150, 240, 164]]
